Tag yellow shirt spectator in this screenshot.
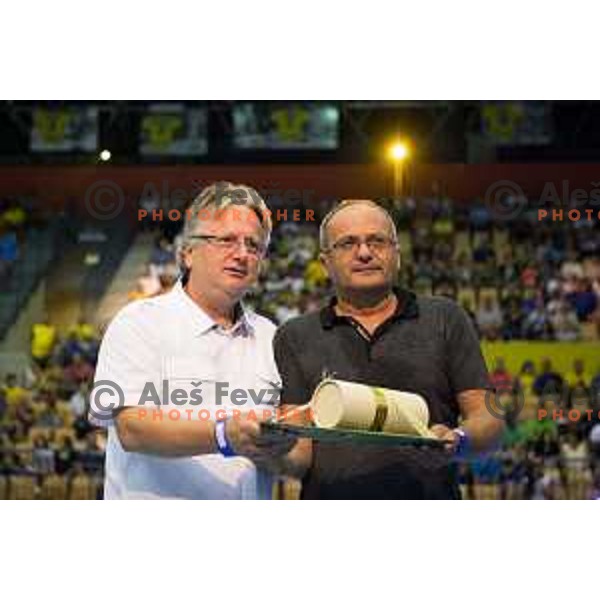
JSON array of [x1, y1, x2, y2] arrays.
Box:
[[517, 372, 536, 397], [31, 322, 57, 360], [565, 363, 592, 389], [3, 206, 26, 227], [72, 321, 95, 341], [305, 259, 327, 288]]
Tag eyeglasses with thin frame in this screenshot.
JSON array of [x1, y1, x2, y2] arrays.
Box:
[[327, 234, 397, 255], [189, 234, 267, 257]]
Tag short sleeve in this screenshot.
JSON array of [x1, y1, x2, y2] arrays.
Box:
[[444, 303, 491, 394], [273, 325, 311, 406], [89, 305, 162, 427]]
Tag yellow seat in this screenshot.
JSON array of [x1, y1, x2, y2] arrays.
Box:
[[475, 483, 500, 500], [9, 475, 37, 500], [0, 476, 7, 500], [69, 474, 96, 500], [28, 427, 52, 444], [273, 478, 301, 500], [40, 474, 68, 500], [54, 428, 75, 447], [15, 443, 33, 466], [56, 401, 74, 427]]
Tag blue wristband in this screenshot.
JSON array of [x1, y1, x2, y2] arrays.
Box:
[[215, 418, 236, 457], [453, 428, 469, 456]]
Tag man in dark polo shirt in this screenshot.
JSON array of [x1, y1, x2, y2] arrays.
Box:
[[273, 200, 503, 499]]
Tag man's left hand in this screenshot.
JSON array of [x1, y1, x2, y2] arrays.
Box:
[[429, 424, 461, 453]]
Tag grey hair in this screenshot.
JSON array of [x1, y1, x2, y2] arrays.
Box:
[[319, 199, 398, 250], [177, 181, 272, 280]]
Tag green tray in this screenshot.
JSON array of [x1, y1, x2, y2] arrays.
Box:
[[261, 421, 445, 448]]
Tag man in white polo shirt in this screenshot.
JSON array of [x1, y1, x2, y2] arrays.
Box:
[[90, 182, 310, 499]]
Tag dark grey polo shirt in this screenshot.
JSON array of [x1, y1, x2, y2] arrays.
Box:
[[273, 288, 490, 499]]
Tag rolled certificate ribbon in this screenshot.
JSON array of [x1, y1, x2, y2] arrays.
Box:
[[311, 379, 431, 436]]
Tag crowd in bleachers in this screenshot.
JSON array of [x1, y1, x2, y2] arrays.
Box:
[[0, 320, 105, 499], [0, 196, 52, 286], [2, 191, 600, 498], [132, 193, 600, 342], [459, 355, 600, 499], [0, 198, 27, 284]]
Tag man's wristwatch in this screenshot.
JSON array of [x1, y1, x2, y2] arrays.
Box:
[[215, 418, 236, 457]]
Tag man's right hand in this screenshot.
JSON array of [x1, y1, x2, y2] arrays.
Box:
[[224, 417, 296, 464]]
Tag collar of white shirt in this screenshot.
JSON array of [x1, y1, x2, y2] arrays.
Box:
[[171, 280, 255, 338]]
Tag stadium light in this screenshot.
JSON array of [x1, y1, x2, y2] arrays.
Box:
[[388, 140, 410, 198], [389, 141, 409, 162], [99, 149, 112, 162]]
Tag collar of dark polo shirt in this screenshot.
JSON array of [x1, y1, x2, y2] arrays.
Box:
[[320, 287, 419, 334]]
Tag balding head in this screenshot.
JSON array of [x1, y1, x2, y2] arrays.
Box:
[[319, 200, 397, 251]]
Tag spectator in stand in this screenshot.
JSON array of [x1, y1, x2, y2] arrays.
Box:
[[520, 262, 539, 289], [476, 296, 503, 340], [63, 353, 94, 390], [560, 250, 584, 279], [149, 237, 176, 277], [37, 398, 63, 429], [588, 471, 600, 499], [531, 469, 561, 500], [587, 422, 600, 469], [533, 359, 565, 399], [58, 330, 84, 367], [14, 393, 35, 433], [55, 436, 76, 475], [453, 252, 473, 286], [549, 302, 580, 341], [501, 299, 524, 340], [565, 358, 592, 412], [567, 277, 598, 322], [76, 325, 100, 366], [0, 388, 6, 422], [128, 265, 162, 301], [32, 435, 55, 475], [69, 382, 89, 420], [138, 190, 161, 231], [30, 318, 57, 369], [468, 199, 492, 233], [560, 431, 591, 498], [566, 359, 592, 393], [591, 370, 600, 412], [0, 223, 18, 283], [515, 360, 537, 398], [2, 374, 26, 409], [522, 298, 552, 340], [497, 247, 519, 284], [532, 429, 560, 459], [472, 235, 495, 264], [489, 358, 513, 390], [2, 198, 27, 228], [432, 213, 454, 242], [304, 257, 328, 289]]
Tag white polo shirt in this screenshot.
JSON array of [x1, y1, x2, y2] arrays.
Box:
[[90, 282, 281, 500]]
